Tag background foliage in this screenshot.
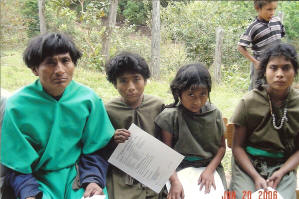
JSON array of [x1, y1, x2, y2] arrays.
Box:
[[1, 0, 298, 178], [1, 0, 298, 90]]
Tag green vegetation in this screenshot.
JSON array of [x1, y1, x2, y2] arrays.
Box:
[[1, 0, 298, 175]]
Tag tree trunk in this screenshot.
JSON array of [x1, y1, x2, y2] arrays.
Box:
[[102, 0, 118, 65], [151, 0, 161, 79], [213, 27, 224, 84], [38, 0, 46, 34]]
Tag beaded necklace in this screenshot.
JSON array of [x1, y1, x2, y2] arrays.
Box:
[[267, 93, 288, 130]]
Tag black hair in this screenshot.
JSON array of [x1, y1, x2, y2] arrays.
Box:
[[254, 0, 277, 9], [23, 32, 82, 69], [256, 43, 298, 90], [105, 52, 150, 85], [169, 63, 212, 107]]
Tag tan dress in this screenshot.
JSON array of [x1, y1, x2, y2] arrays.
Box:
[[154, 103, 227, 189], [105, 95, 164, 199], [230, 88, 299, 199]]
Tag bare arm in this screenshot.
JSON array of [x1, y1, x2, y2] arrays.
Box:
[[232, 125, 267, 190], [237, 45, 260, 70], [205, 136, 226, 173], [198, 136, 226, 193], [162, 129, 184, 199]]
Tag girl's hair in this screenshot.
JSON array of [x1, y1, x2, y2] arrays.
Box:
[[23, 32, 82, 69], [256, 43, 298, 90], [254, 0, 277, 9], [169, 63, 212, 107], [105, 51, 150, 85]]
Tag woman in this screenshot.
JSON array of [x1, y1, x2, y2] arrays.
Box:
[[230, 43, 299, 199]]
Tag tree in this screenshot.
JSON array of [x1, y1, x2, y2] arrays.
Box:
[[38, 0, 47, 34], [151, 0, 160, 79], [102, 0, 118, 64]]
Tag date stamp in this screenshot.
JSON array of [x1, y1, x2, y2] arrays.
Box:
[[222, 190, 278, 199]]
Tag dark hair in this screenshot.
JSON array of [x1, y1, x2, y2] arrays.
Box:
[[169, 63, 212, 107], [23, 32, 82, 69], [254, 0, 277, 9], [256, 43, 298, 90], [105, 52, 150, 85]]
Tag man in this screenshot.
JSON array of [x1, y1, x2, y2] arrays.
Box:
[[0, 33, 114, 199], [0, 88, 10, 198]]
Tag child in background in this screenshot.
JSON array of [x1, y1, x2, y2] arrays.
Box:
[[237, 0, 285, 90], [155, 63, 227, 198], [104, 52, 164, 199]]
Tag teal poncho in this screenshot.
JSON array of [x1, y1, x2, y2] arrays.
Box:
[[1, 80, 114, 198]]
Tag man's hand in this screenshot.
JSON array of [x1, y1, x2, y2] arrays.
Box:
[[83, 182, 103, 198], [114, 129, 131, 143]]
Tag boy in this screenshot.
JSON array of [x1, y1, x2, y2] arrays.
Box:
[[104, 52, 164, 199], [237, 0, 285, 90], [1, 33, 114, 199]]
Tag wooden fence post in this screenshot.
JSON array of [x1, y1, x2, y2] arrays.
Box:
[[278, 11, 283, 23], [213, 27, 224, 84], [151, 0, 161, 79], [102, 0, 118, 65]]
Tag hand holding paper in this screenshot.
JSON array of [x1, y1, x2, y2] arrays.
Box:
[[108, 123, 184, 193]]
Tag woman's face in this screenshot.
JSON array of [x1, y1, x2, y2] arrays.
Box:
[[180, 86, 209, 114], [265, 56, 295, 95]]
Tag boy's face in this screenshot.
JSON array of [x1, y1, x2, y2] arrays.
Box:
[[115, 72, 146, 108], [257, 1, 278, 22]]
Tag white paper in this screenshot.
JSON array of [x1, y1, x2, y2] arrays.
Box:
[[252, 187, 284, 199], [166, 167, 225, 199], [108, 123, 184, 193], [80, 195, 106, 199]]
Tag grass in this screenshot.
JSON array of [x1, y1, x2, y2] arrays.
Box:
[[1, 49, 246, 176]]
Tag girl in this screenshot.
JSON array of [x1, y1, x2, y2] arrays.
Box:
[[230, 43, 299, 199], [155, 63, 227, 199]]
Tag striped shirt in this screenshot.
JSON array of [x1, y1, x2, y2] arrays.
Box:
[[238, 16, 285, 58]]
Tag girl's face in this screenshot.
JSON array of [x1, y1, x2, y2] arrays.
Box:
[[180, 86, 209, 113], [265, 56, 295, 95]]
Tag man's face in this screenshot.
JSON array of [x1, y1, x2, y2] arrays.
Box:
[[115, 72, 146, 108], [32, 52, 75, 97]]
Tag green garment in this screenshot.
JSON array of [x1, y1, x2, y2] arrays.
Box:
[[230, 88, 299, 199], [1, 80, 114, 199], [105, 95, 164, 199], [154, 103, 227, 189]]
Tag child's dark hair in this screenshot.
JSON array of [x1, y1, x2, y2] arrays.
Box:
[[106, 52, 150, 85], [254, 0, 277, 9], [23, 32, 82, 69], [169, 63, 212, 107], [256, 43, 298, 90]]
